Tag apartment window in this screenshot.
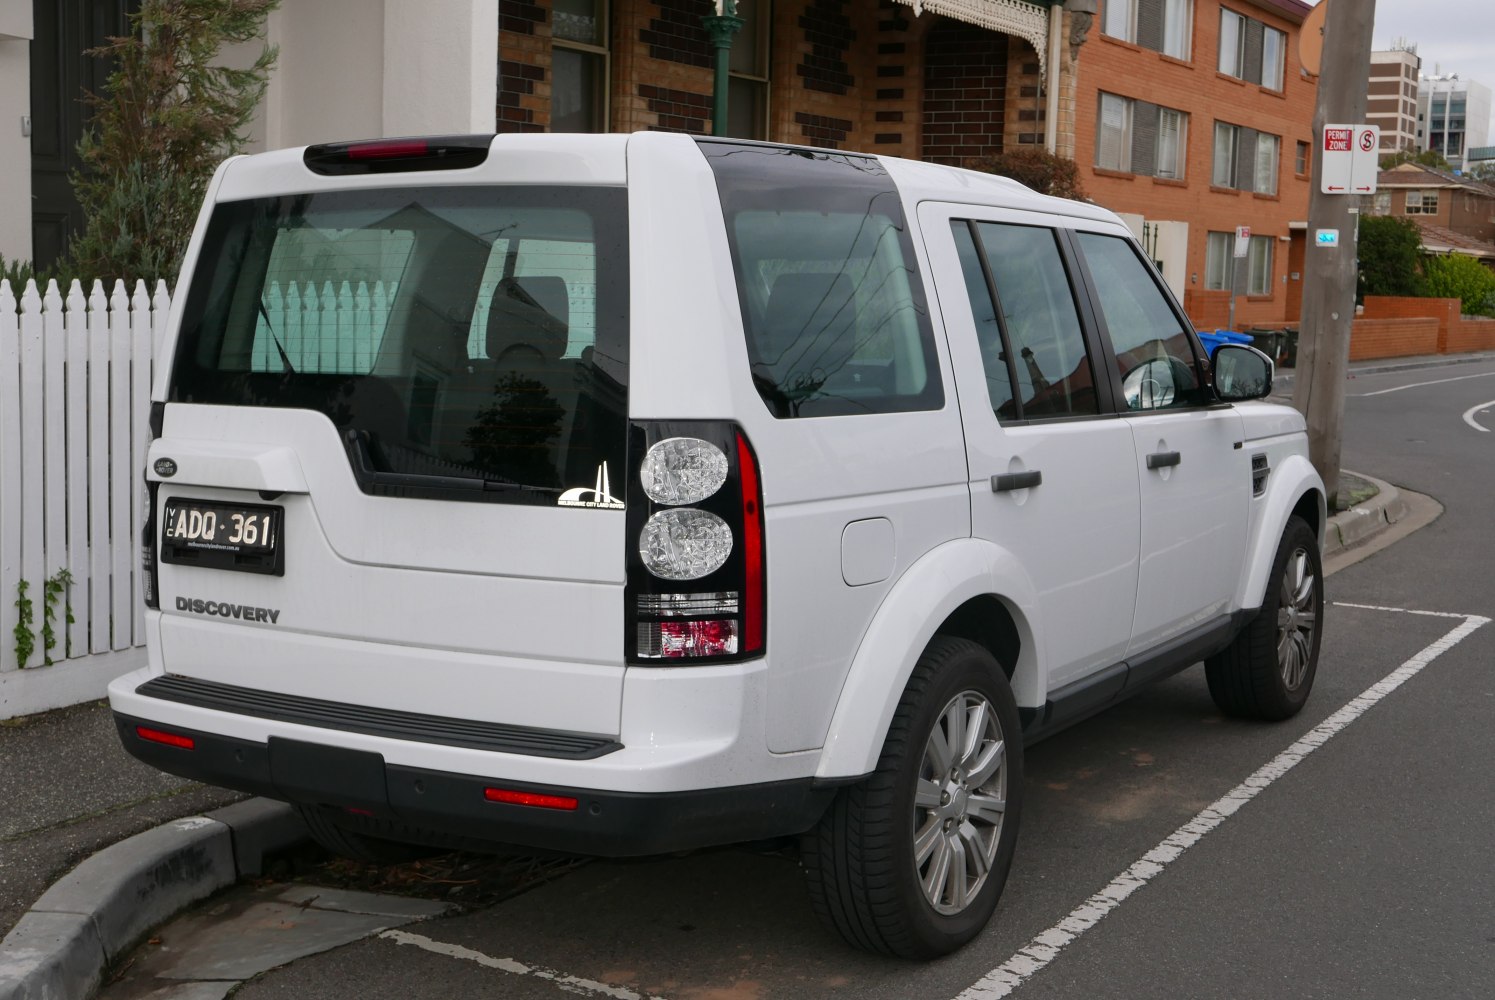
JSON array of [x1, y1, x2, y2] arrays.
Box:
[[1213, 122, 1239, 187], [1218, 9, 1245, 76], [1205, 231, 1233, 290], [552, 0, 608, 132], [1295, 141, 1309, 175], [1213, 121, 1280, 193], [1254, 133, 1279, 195], [1405, 190, 1439, 214], [1247, 236, 1273, 295], [1220, 8, 1287, 89], [1157, 108, 1187, 179], [1098, 93, 1133, 171], [727, 0, 770, 140], [1097, 93, 1189, 180], [1103, 0, 1193, 59]]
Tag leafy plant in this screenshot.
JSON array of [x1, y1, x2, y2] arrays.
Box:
[[0, 253, 80, 292], [41, 570, 75, 665], [1355, 215, 1426, 302], [965, 148, 1087, 201], [1424, 253, 1495, 317], [1378, 148, 1453, 171], [67, 0, 280, 285], [13, 580, 34, 668]]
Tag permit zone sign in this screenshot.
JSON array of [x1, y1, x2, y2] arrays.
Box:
[[1321, 124, 1380, 195]]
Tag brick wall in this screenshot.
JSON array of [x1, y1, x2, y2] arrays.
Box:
[[1183, 289, 1232, 330], [498, 1, 549, 132], [922, 19, 1008, 164], [1348, 318, 1439, 360], [1445, 318, 1495, 353]]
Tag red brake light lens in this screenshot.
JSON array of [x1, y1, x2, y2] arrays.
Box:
[[303, 135, 491, 175], [483, 788, 579, 811], [347, 139, 430, 160], [136, 726, 195, 750]]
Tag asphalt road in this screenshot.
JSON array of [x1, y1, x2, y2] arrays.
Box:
[[204, 359, 1495, 998]]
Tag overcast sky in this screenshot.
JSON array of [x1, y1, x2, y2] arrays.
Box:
[[1341, 0, 1495, 145]]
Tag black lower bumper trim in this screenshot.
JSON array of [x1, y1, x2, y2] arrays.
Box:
[[113, 713, 838, 857]]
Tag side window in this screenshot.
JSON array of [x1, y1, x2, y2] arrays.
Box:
[[952, 220, 1099, 421], [1074, 232, 1200, 412]]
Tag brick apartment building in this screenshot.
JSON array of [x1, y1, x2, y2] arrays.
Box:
[[1074, 0, 1316, 330]]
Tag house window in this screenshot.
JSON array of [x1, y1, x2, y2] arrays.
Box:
[[1254, 133, 1279, 195], [1405, 190, 1439, 214], [1157, 108, 1187, 179], [1261, 26, 1286, 90], [552, 0, 608, 132], [1213, 122, 1239, 187], [1097, 93, 1189, 180], [1205, 230, 1233, 290], [1247, 236, 1273, 295], [1296, 141, 1309, 175], [1218, 9, 1245, 76], [1097, 93, 1133, 171], [1103, 0, 1193, 59], [727, 0, 770, 140], [1372, 192, 1391, 215]]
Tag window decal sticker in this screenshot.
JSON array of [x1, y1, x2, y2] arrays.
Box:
[[559, 463, 626, 509]]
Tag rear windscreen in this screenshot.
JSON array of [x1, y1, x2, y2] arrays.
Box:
[[171, 186, 629, 504]]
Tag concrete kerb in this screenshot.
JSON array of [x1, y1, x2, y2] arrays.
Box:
[[1323, 470, 1411, 559], [0, 800, 307, 1000]]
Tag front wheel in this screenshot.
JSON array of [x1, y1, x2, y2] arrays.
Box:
[[1206, 514, 1323, 720], [801, 636, 1023, 958]]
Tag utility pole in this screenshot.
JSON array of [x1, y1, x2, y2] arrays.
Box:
[[1292, 0, 1375, 507]]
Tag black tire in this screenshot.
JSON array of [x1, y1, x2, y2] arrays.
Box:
[[294, 805, 439, 865], [801, 636, 1023, 959], [1206, 514, 1323, 721]]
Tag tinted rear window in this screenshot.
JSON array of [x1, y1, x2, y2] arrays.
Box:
[[171, 186, 629, 504], [700, 141, 943, 418]]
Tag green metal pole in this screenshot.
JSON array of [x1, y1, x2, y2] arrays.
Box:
[[702, 0, 744, 137]]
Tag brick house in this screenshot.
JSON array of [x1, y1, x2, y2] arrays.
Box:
[[1371, 162, 1495, 244]]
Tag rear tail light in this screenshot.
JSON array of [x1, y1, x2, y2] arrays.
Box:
[[141, 402, 164, 610], [626, 422, 765, 663], [302, 134, 492, 175], [136, 725, 194, 750]]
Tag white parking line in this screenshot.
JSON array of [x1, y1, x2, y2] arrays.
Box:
[[380, 928, 671, 1000], [1353, 370, 1495, 397], [954, 605, 1490, 1000], [1461, 399, 1494, 433]]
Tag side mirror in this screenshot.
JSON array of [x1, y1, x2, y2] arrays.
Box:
[[1211, 344, 1274, 401]]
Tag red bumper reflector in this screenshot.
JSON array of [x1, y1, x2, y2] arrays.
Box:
[[483, 787, 579, 811], [136, 725, 195, 750]]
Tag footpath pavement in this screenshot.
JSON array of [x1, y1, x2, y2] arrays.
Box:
[[0, 351, 1478, 1000]]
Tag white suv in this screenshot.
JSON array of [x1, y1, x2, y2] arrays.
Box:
[[110, 132, 1325, 958]]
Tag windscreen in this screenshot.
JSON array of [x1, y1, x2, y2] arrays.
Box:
[[170, 186, 629, 504]]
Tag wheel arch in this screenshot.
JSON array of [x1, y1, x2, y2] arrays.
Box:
[[1235, 453, 1326, 612], [815, 538, 1041, 781]]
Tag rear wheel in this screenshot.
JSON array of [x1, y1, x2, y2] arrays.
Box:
[[294, 805, 439, 865], [801, 636, 1022, 958], [1206, 515, 1323, 720]]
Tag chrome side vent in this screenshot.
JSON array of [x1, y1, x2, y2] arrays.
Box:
[[1251, 453, 1270, 496]]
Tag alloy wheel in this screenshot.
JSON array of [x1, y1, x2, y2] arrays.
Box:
[[1276, 546, 1318, 691]]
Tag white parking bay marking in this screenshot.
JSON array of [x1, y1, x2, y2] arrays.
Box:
[[955, 606, 1490, 1000], [1461, 399, 1495, 433], [1352, 370, 1495, 397], [380, 929, 671, 1000]]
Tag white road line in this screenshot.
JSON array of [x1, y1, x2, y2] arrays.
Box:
[[380, 928, 671, 1000], [954, 609, 1491, 1000], [1461, 399, 1494, 433], [1332, 601, 1474, 619], [1353, 370, 1495, 397]]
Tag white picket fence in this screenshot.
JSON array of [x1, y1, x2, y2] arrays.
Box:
[[0, 277, 169, 718]]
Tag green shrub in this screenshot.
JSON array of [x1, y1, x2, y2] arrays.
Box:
[[1424, 253, 1495, 317], [67, 0, 279, 285], [1356, 215, 1426, 302], [965, 148, 1087, 201]]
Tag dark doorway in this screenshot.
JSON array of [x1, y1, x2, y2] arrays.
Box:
[[29, 0, 137, 269]]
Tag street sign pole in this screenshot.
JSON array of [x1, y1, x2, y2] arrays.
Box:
[[1292, 0, 1375, 508], [1230, 225, 1250, 332]]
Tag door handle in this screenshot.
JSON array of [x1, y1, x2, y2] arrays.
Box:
[[1146, 451, 1182, 470], [991, 470, 1042, 492]]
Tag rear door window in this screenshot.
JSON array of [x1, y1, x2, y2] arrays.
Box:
[[171, 186, 629, 503]]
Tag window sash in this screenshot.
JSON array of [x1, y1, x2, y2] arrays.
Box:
[[1103, 0, 1136, 42], [1254, 134, 1279, 195], [1218, 10, 1245, 76], [1157, 109, 1186, 179], [1213, 123, 1238, 187], [1098, 93, 1133, 172], [1205, 231, 1231, 291], [1162, 0, 1192, 59], [1262, 27, 1286, 90], [1247, 236, 1272, 296]]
